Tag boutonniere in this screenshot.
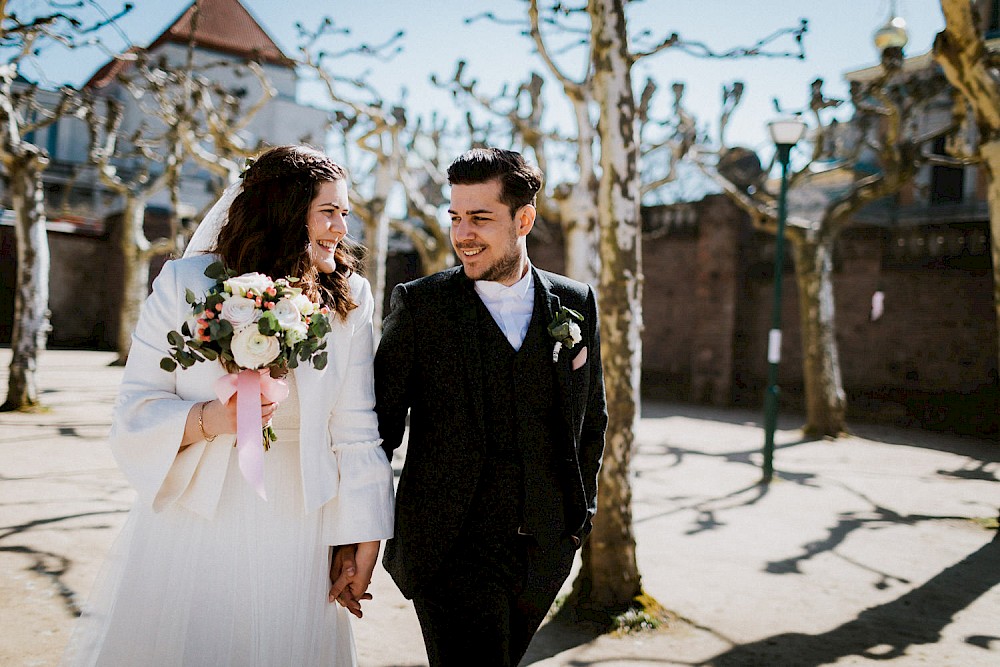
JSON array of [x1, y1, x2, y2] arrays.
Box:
[[548, 306, 584, 362]]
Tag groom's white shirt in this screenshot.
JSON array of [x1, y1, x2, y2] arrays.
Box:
[[109, 253, 394, 545], [474, 265, 534, 351]]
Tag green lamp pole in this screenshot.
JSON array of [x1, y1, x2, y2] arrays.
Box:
[[762, 117, 806, 484]]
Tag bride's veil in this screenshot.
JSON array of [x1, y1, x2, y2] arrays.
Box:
[[183, 182, 243, 257]]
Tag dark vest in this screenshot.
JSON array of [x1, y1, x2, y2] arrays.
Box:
[[455, 289, 570, 554]]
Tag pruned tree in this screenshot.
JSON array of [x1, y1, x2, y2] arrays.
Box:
[[184, 59, 275, 192], [88, 2, 277, 363], [84, 91, 179, 365], [298, 20, 464, 320], [688, 43, 949, 436], [0, 1, 131, 410], [934, 0, 1000, 365], [297, 21, 407, 327], [394, 111, 455, 275]]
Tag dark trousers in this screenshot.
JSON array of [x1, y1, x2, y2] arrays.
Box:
[[412, 535, 577, 667]]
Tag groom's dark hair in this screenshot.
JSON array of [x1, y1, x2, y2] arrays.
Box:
[[447, 147, 543, 216]]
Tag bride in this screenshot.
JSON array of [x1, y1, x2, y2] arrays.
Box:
[[62, 145, 394, 666]]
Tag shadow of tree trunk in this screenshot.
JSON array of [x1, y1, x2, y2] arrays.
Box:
[[520, 601, 605, 665], [705, 531, 1000, 666]]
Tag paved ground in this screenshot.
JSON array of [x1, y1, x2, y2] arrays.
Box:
[[1, 348, 999, 667]]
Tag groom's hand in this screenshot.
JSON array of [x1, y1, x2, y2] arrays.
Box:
[[329, 544, 371, 618]]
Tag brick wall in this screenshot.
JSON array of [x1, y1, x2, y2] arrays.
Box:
[[3, 197, 996, 433]]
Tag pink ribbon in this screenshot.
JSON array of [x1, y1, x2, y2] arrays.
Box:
[[214, 369, 289, 500]]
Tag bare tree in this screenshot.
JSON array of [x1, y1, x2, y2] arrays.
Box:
[[934, 0, 1000, 364], [89, 2, 277, 363], [0, 2, 131, 410], [689, 46, 949, 436], [298, 21, 464, 319]]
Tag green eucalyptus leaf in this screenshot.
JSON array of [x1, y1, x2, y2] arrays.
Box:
[[167, 330, 185, 348], [313, 352, 327, 370], [204, 261, 231, 281], [160, 357, 177, 372], [216, 319, 234, 338]]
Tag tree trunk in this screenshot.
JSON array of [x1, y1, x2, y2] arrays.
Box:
[[561, 213, 599, 286], [982, 140, 1000, 367], [113, 196, 154, 365], [365, 161, 393, 333], [560, 100, 600, 287], [570, 0, 644, 617], [3, 158, 49, 411], [418, 243, 452, 275], [791, 235, 846, 436], [934, 0, 1000, 366]]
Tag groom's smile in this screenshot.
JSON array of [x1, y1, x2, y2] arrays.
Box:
[[449, 179, 533, 285]]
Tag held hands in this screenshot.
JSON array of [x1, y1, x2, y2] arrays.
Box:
[[328, 541, 380, 618]]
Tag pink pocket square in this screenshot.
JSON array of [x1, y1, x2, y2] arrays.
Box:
[[571, 346, 588, 370]]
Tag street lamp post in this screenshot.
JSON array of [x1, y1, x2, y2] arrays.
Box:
[[761, 117, 806, 484]]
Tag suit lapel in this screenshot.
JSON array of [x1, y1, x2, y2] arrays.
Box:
[[533, 268, 577, 442]]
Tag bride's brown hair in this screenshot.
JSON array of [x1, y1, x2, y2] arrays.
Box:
[[213, 145, 359, 320]]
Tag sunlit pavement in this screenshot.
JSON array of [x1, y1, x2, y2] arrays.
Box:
[[1, 348, 998, 666]]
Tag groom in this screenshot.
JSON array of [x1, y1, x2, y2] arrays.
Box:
[[375, 147, 607, 666]]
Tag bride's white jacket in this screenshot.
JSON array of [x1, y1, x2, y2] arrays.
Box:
[[109, 253, 394, 545]]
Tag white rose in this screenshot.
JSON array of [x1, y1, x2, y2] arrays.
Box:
[[225, 272, 273, 297], [290, 293, 317, 316], [230, 325, 281, 369], [568, 322, 582, 347], [284, 320, 309, 346], [272, 298, 301, 329], [220, 295, 261, 328]]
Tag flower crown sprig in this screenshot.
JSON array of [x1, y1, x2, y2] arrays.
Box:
[[548, 306, 584, 362], [239, 156, 256, 180]]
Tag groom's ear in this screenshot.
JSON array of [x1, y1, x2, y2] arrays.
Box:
[[515, 204, 536, 238]]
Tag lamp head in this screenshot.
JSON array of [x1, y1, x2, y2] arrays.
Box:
[[768, 117, 807, 147]]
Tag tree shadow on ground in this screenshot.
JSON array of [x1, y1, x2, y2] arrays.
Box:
[[1, 510, 127, 616], [520, 603, 606, 666], [701, 532, 1000, 666]]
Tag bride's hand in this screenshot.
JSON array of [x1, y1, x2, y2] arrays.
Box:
[[329, 544, 371, 618], [204, 395, 279, 434]]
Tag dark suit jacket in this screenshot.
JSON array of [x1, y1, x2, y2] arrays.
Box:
[[374, 265, 608, 599]]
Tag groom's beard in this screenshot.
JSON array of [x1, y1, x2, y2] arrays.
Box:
[[475, 244, 522, 283], [459, 224, 522, 283]]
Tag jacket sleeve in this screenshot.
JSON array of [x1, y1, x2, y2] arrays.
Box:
[[374, 283, 414, 462], [322, 275, 395, 544], [578, 285, 608, 537], [108, 260, 226, 513]]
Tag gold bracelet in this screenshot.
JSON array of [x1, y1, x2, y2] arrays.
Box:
[[198, 402, 217, 442]]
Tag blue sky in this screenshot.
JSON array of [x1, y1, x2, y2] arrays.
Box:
[[26, 0, 945, 157]]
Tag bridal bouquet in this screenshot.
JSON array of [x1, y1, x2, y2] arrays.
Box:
[[159, 261, 332, 499], [160, 261, 331, 378]]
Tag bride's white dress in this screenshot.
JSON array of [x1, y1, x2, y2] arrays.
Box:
[[61, 255, 393, 666], [64, 378, 380, 666]]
